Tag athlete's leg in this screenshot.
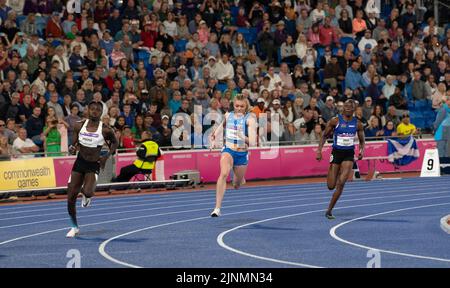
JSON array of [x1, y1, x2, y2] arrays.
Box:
[[326, 161, 354, 217], [67, 171, 84, 228], [214, 153, 234, 210], [327, 163, 341, 190], [232, 165, 248, 189], [81, 173, 97, 198]]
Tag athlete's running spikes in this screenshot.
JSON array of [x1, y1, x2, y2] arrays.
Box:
[[233, 178, 246, 189], [325, 211, 336, 220], [210, 208, 221, 217], [81, 194, 92, 208], [66, 227, 80, 238]]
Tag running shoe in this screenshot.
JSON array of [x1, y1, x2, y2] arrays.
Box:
[[325, 212, 336, 220], [210, 208, 221, 217], [81, 194, 92, 208], [66, 227, 80, 238]]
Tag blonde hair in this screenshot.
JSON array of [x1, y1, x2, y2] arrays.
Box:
[[233, 94, 252, 113]]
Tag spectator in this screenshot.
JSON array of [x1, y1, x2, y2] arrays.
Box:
[[383, 120, 398, 137], [386, 105, 401, 128], [12, 128, 39, 158], [411, 71, 431, 100], [432, 83, 447, 110], [362, 97, 374, 120], [43, 115, 62, 157], [365, 116, 384, 140], [0, 134, 11, 160], [397, 113, 417, 136], [322, 96, 337, 122]]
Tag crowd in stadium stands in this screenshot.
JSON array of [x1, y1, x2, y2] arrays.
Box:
[[0, 0, 448, 159]]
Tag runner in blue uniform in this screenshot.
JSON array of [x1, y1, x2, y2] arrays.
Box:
[[209, 94, 257, 217], [316, 99, 365, 219]]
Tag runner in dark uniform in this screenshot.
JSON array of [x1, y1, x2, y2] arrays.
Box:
[[316, 99, 365, 219], [66, 101, 118, 237]]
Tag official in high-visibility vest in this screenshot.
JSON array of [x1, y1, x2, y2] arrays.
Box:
[[113, 131, 161, 182]]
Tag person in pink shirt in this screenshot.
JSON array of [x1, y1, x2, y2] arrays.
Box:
[[319, 17, 336, 47], [198, 20, 210, 47], [308, 23, 321, 47], [352, 9, 367, 37]]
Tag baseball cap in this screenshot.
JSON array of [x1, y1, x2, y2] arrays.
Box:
[[365, 43, 372, 49], [326, 96, 334, 102], [365, 96, 372, 102], [161, 115, 169, 120], [257, 97, 265, 103], [178, 65, 187, 71], [208, 56, 216, 62], [199, 20, 206, 25], [141, 89, 149, 94], [300, 123, 307, 128], [273, 99, 281, 105]]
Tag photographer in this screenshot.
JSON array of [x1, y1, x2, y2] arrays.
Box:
[[43, 115, 62, 157]]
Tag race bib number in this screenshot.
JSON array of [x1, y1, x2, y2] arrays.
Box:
[[336, 136, 354, 147]]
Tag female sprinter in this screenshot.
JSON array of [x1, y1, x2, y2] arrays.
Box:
[[210, 94, 257, 217], [66, 101, 118, 237]]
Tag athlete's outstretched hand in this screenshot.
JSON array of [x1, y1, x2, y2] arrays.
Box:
[[316, 150, 322, 161]]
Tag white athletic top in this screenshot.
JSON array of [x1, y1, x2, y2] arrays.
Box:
[[78, 120, 105, 148]]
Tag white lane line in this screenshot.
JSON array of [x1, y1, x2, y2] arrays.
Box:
[[1, 186, 449, 229], [2, 192, 449, 248], [99, 196, 450, 268], [0, 181, 444, 222], [329, 204, 450, 263], [0, 176, 440, 213]]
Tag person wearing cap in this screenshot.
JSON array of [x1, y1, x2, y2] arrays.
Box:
[[322, 96, 338, 122], [99, 28, 114, 55], [317, 99, 365, 219], [209, 94, 257, 217], [45, 11, 63, 39], [113, 129, 161, 181], [294, 121, 310, 145], [252, 98, 267, 118], [274, 20, 287, 50], [358, 29, 377, 52], [66, 101, 118, 238], [360, 43, 373, 66]]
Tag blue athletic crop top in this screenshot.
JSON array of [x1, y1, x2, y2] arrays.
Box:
[[225, 112, 249, 148], [332, 114, 358, 150]]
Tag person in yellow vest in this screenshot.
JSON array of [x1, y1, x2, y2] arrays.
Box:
[[396, 113, 417, 137], [113, 131, 161, 182]]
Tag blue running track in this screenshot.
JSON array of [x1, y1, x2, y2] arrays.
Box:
[[0, 177, 449, 268]]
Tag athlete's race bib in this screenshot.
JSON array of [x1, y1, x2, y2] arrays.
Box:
[[336, 135, 354, 147]]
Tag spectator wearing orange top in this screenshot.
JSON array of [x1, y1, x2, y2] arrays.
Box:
[[252, 98, 267, 118], [352, 9, 367, 38]]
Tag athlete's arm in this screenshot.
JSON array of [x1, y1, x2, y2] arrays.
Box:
[[210, 112, 228, 149], [316, 117, 338, 161], [103, 125, 119, 157], [69, 121, 82, 155], [98, 126, 118, 169], [357, 120, 365, 160], [247, 113, 258, 148]]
